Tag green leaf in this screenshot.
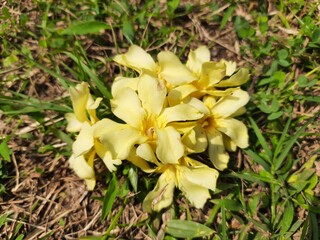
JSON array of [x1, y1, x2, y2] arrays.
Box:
[[166, 220, 215, 238], [61, 21, 110, 35], [101, 174, 118, 220], [274, 115, 316, 171], [230, 171, 279, 185], [283, 220, 304, 239], [280, 201, 294, 233], [248, 194, 260, 216], [277, 49, 288, 59], [0, 137, 11, 162], [122, 20, 135, 43], [310, 212, 319, 240], [244, 149, 270, 172], [63, 52, 112, 99], [15, 234, 25, 240], [267, 111, 283, 120], [211, 198, 243, 212], [311, 28, 320, 42], [234, 16, 255, 39], [249, 117, 273, 161], [278, 59, 290, 67], [220, 5, 236, 29], [0, 214, 8, 227], [167, 0, 180, 15], [128, 167, 138, 192]]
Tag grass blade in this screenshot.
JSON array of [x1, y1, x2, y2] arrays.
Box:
[[249, 117, 272, 162], [101, 174, 118, 220], [274, 115, 317, 171], [244, 149, 270, 172], [63, 51, 112, 99]]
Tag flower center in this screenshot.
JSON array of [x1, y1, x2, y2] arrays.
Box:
[[201, 116, 216, 130], [143, 115, 158, 141]]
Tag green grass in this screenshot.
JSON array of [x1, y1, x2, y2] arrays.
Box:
[[0, 0, 319, 239]]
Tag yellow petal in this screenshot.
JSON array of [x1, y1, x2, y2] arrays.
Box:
[[230, 106, 247, 117], [69, 154, 96, 190], [143, 168, 175, 212], [136, 143, 159, 165], [199, 61, 226, 88], [185, 97, 210, 115], [186, 46, 210, 76], [167, 121, 199, 134], [158, 51, 196, 85], [159, 104, 203, 124], [202, 95, 217, 110], [167, 84, 198, 106], [69, 82, 90, 123], [223, 135, 237, 152], [127, 148, 155, 173], [65, 113, 83, 132], [156, 126, 184, 164], [87, 96, 102, 123], [211, 89, 249, 118], [182, 125, 208, 153], [207, 129, 229, 171], [95, 140, 122, 172], [220, 59, 237, 76], [95, 119, 147, 160], [113, 45, 156, 73], [111, 87, 145, 129], [138, 75, 166, 115], [176, 164, 218, 208], [73, 122, 94, 156], [215, 68, 249, 87], [215, 118, 249, 149], [111, 76, 139, 97]]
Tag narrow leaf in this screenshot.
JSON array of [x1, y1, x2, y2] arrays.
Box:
[[280, 201, 294, 234], [63, 52, 112, 99], [61, 21, 110, 35], [274, 115, 316, 171], [101, 174, 118, 220], [244, 149, 270, 172], [166, 220, 215, 238], [249, 117, 272, 162]]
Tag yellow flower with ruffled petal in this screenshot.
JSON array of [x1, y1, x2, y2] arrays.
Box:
[[168, 46, 250, 106], [112, 45, 197, 96], [142, 156, 219, 212], [183, 89, 249, 170], [66, 83, 121, 190], [65, 82, 102, 132], [96, 74, 203, 167]]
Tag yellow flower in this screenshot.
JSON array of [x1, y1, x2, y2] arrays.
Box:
[[142, 156, 219, 212], [65, 82, 102, 132], [168, 46, 250, 106], [183, 89, 249, 170], [96, 74, 203, 166], [112, 45, 196, 96], [66, 83, 121, 190]]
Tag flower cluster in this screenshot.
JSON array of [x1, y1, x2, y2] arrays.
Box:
[[66, 45, 250, 212]]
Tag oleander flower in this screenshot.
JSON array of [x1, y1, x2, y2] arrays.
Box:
[[183, 89, 250, 170], [167, 46, 250, 106], [112, 45, 197, 96], [65, 82, 102, 132], [143, 156, 219, 212], [66, 83, 121, 190], [95, 74, 203, 166]]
